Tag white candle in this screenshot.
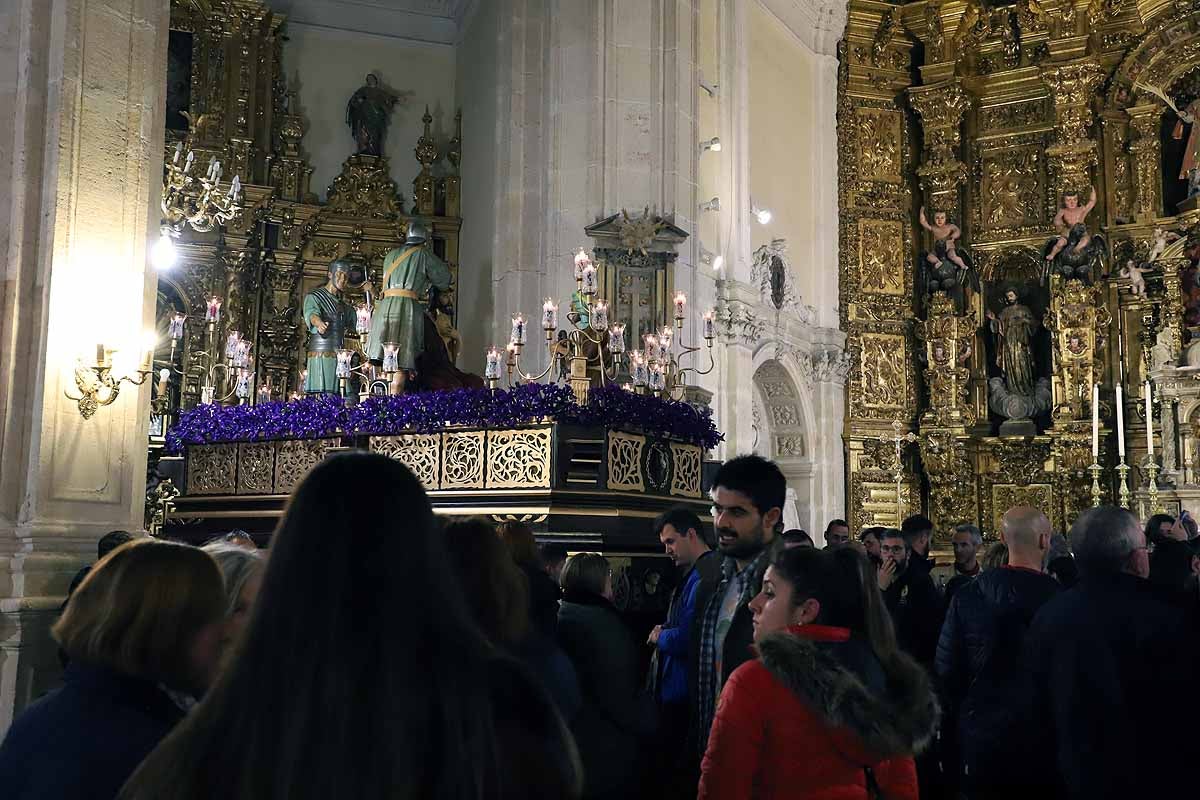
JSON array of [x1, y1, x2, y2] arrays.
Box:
[[510, 314, 528, 345], [1092, 383, 1100, 460], [156, 368, 170, 399], [224, 331, 241, 360], [1145, 380, 1154, 456], [582, 264, 598, 295], [574, 248, 591, 280], [235, 369, 251, 399], [485, 347, 502, 380], [206, 296, 222, 323], [649, 364, 666, 391], [542, 298, 558, 330], [674, 291, 687, 319], [631, 352, 647, 386], [173, 142, 182, 164], [1116, 383, 1126, 458], [184, 151, 194, 172], [609, 323, 626, 353], [169, 312, 186, 340], [201, 385, 215, 405], [643, 334, 659, 361], [336, 349, 353, 378], [659, 326, 673, 359], [591, 301, 609, 331], [382, 344, 399, 373], [356, 304, 371, 334], [234, 339, 251, 368], [230, 175, 241, 200], [703, 309, 716, 340]]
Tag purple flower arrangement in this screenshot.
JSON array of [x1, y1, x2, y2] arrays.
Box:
[[167, 383, 723, 452]]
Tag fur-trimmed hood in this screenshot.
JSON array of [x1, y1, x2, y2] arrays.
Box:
[[756, 628, 940, 760]]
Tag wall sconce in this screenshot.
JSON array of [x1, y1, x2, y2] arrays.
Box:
[[66, 336, 156, 419], [699, 70, 719, 98], [700, 137, 721, 154], [752, 202, 772, 225], [700, 197, 721, 213], [700, 245, 725, 272]]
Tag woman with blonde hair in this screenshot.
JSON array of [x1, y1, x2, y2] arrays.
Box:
[[0, 539, 226, 800], [121, 452, 580, 800], [200, 542, 265, 662]]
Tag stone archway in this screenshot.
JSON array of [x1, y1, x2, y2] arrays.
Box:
[[753, 359, 818, 540]]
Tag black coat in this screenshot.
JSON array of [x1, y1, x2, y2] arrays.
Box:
[[882, 563, 943, 669], [522, 562, 562, 638], [684, 551, 723, 712], [1022, 572, 1200, 800], [935, 566, 1061, 784], [0, 663, 185, 800], [558, 591, 658, 800]]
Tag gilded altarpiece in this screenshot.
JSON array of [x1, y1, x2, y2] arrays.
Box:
[[840, 1, 1200, 539]]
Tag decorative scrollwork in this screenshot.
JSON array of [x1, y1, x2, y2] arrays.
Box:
[[441, 431, 485, 489], [237, 442, 276, 494], [607, 431, 646, 492], [858, 219, 905, 295], [670, 442, 702, 498], [187, 444, 238, 495], [371, 434, 440, 490], [275, 438, 336, 493], [487, 427, 552, 489]]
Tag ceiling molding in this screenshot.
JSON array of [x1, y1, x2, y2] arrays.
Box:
[[756, 0, 848, 57], [272, 0, 471, 45]]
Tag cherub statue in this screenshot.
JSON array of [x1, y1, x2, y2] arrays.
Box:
[[1119, 259, 1151, 297], [920, 207, 968, 271], [1148, 227, 1181, 262], [1046, 187, 1097, 263]]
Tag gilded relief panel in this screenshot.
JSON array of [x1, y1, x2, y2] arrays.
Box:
[[978, 146, 1043, 233], [858, 333, 908, 412], [855, 108, 903, 183], [857, 219, 906, 296]]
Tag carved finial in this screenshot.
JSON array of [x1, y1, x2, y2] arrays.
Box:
[[448, 109, 462, 172], [414, 105, 438, 169]]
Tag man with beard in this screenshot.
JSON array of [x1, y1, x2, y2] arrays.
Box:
[[859, 526, 885, 567], [879, 530, 943, 668], [647, 506, 720, 799], [822, 519, 850, 549], [900, 514, 937, 578], [693, 455, 785, 760], [944, 523, 983, 609]]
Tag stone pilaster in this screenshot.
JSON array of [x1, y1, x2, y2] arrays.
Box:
[[0, 0, 167, 726]]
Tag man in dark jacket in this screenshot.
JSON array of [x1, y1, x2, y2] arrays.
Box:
[[693, 455, 784, 757], [647, 506, 720, 798], [943, 523, 983, 610], [1022, 506, 1200, 800], [879, 529, 943, 669], [936, 506, 1060, 799], [900, 514, 936, 577]]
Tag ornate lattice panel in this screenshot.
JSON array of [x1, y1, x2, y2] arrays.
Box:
[[275, 439, 336, 494], [988, 484, 1055, 535], [237, 442, 276, 495], [371, 434, 441, 490], [441, 430, 485, 489], [669, 442, 702, 498], [486, 427, 553, 489], [187, 444, 238, 495], [607, 431, 646, 492]]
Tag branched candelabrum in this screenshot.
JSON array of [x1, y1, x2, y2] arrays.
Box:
[[66, 344, 154, 420], [181, 296, 257, 407], [491, 249, 717, 404], [161, 143, 242, 236]]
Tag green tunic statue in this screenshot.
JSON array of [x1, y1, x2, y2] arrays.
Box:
[[303, 262, 358, 395], [366, 220, 451, 393]]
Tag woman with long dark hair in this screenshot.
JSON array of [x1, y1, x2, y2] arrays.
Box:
[[121, 452, 579, 800], [497, 520, 562, 637], [699, 546, 938, 799], [0, 539, 226, 800]]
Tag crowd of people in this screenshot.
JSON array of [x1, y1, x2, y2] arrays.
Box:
[[1, 450, 1197, 799]]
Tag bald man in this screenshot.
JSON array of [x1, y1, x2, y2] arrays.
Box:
[[935, 507, 1062, 798]]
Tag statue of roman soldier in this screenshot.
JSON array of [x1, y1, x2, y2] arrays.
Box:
[[303, 260, 361, 395]]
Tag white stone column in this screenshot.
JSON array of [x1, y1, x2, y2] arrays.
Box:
[[0, 0, 167, 726]]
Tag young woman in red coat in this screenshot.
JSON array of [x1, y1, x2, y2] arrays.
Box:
[[699, 545, 939, 800]]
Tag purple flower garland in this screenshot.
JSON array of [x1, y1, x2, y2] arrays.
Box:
[[167, 383, 723, 452]]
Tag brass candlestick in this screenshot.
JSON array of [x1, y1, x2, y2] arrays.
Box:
[[1088, 462, 1103, 508], [1116, 458, 1131, 510], [1145, 458, 1163, 515]]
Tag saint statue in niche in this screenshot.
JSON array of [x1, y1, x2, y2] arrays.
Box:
[[986, 285, 1052, 427], [346, 73, 399, 156]]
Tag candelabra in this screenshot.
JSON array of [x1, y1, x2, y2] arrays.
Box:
[[1116, 456, 1131, 510], [492, 248, 716, 403], [66, 343, 155, 419], [1144, 457, 1163, 515], [881, 420, 918, 523], [161, 142, 242, 236], [1088, 462, 1103, 508]]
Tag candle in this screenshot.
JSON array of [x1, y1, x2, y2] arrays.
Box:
[[574, 247, 591, 280], [95, 343, 106, 366], [1092, 383, 1100, 460], [582, 264, 598, 295], [234, 339, 251, 368], [184, 151, 194, 172], [591, 301, 609, 331], [630, 352, 648, 386], [609, 323, 626, 353], [510, 313, 528, 345], [200, 385, 215, 405], [649, 364, 666, 391], [356, 304, 371, 334], [703, 309, 716, 340], [506, 342, 517, 366], [643, 334, 659, 361], [674, 291, 687, 319], [542, 298, 558, 330], [205, 296, 222, 323], [156, 368, 170, 399], [173, 142, 182, 164], [234, 369, 251, 399], [382, 343, 399, 373], [659, 326, 673, 359], [169, 312, 186, 340], [1116, 383, 1126, 458], [258, 381, 271, 404], [336, 349, 354, 378], [1145, 380, 1154, 457], [485, 347, 502, 380], [230, 175, 241, 200]]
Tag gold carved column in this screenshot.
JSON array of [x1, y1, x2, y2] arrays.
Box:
[[1040, 60, 1106, 195], [1126, 103, 1166, 223], [909, 80, 970, 212]]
